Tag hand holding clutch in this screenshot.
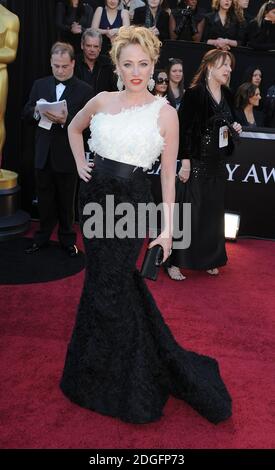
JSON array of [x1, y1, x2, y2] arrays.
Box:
[[140, 244, 164, 281]]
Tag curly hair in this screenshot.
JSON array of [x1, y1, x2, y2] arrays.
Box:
[[109, 26, 161, 65]]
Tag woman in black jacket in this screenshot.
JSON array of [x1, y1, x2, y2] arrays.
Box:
[[246, 1, 275, 51], [56, 0, 94, 53], [133, 0, 170, 42], [166, 49, 242, 280], [202, 0, 246, 49]]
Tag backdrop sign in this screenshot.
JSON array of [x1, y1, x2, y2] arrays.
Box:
[[225, 129, 275, 238], [147, 129, 275, 239]]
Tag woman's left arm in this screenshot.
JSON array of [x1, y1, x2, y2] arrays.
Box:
[[149, 105, 179, 261], [122, 9, 131, 26], [193, 18, 205, 43]]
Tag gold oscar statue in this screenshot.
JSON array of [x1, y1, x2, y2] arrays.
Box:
[[0, 2, 20, 190]]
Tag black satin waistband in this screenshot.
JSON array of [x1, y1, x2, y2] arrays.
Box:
[[93, 154, 144, 179]]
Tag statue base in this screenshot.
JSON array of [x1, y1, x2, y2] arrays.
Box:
[[0, 169, 18, 189], [0, 169, 30, 240]]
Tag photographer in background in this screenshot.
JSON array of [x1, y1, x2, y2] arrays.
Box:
[[169, 0, 206, 42]]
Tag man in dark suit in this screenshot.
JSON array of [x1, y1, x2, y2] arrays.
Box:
[[74, 29, 116, 96], [23, 42, 93, 256]]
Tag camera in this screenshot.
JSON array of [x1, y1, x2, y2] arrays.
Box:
[[173, 5, 198, 39]]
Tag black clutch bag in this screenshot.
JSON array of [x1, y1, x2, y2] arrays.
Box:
[[140, 244, 164, 281]]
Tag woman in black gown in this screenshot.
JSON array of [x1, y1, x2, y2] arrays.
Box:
[[167, 49, 242, 281], [60, 27, 232, 424]]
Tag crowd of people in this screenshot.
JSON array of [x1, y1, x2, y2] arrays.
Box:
[[23, 1, 275, 261], [55, 0, 275, 52], [53, 1, 275, 124], [18, 2, 274, 425]]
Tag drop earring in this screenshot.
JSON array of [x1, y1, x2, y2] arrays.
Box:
[[147, 74, 155, 92], [117, 75, 124, 92], [208, 69, 212, 81]]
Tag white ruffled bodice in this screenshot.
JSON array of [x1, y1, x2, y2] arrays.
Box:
[[88, 97, 166, 170]]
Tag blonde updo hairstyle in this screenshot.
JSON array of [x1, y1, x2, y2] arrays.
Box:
[[110, 26, 161, 67]]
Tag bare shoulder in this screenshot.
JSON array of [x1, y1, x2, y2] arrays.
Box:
[[85, 91, 119, 115], [160, 103, 178, 120], [96, 91, 119, 106], [159, 103, 179, 132]]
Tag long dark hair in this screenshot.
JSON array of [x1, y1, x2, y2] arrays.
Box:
[[66, 0, 85, 19], [241, 66, 262, 88], [152, 69, 168, 96], [190, 49, 235, 88], [167, 58, 185, 98], [242, 66, 262, 83], [235, 82, 258, 110]]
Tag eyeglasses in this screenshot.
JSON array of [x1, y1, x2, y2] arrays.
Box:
[[156, 78, 169, 85]]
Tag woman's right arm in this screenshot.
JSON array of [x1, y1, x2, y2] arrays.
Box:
[[68, 92, 106, 181]]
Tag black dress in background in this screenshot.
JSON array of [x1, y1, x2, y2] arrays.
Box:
[[202, 11, 246, 45], [246, 19, 275, 51], [171, 84, 235, 271], [56, 2, 94, 53], [133, 6, 170, 42]]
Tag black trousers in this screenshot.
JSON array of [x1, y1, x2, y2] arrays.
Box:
[[34, 158, 77, 247]]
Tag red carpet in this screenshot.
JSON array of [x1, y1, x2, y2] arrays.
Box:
[[0, 223, 274, 449]]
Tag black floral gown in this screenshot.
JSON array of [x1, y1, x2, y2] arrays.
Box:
[[60, 99, 232, 424]]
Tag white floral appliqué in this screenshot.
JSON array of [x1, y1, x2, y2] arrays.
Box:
[[88, 97, 166, 170]]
